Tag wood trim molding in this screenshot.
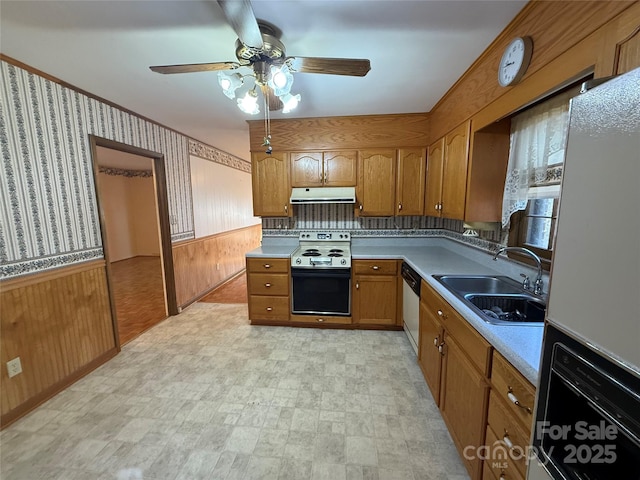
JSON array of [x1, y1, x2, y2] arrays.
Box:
[[171, 224, 262, 247], [0, 259, 105, 292], [0, 347, 118, 429]]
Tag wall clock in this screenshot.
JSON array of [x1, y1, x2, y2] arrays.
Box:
[[498, 36, 533, 87]]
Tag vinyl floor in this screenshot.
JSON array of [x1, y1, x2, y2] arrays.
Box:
[[0, 302, 470, 480]]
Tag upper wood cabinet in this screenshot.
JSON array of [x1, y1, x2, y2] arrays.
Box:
[[425, 139, 445, 217], [425, 121, 470, 220], [357, 149, 397, 216], [290, 150, 357, 187], [442, 121, 471, 220], [396, 148, 426, 216], [251, 152, 291, 217]]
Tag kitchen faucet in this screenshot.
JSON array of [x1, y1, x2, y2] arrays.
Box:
[[493, 246, 544, 295]]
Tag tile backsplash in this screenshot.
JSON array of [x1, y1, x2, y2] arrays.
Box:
[[262, 204, 502, 243]]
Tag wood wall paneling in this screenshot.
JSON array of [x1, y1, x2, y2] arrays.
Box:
[[429, 1, 636, 143], [172, 224, 262, 308], [0, 261, 117, 426], [249, 113, 430, 152]]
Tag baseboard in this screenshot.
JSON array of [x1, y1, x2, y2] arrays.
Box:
[[179, 269, 246, 310]]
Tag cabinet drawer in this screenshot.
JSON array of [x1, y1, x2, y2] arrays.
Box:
[[445, 308, 492, 376], [422, 281, 491, 375], [247, 257, 290, 273], [491, 352, 536, 428], [290, 314, 352, 325], [487, 391, 530, 477], [249, 295, 290, 321], [353, 259, 398, 275], [249, 273, 289, 295], [482, 427, 525, 480]]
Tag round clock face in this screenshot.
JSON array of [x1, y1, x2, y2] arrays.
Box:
[[498, 36, 533, 87]]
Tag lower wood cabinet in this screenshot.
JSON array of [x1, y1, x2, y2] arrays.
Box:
[[247, 257, 290, 323], [419, 280, 491, 480], [352, 259, 401, 327]]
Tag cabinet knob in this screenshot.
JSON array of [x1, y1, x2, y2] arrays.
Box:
[[436, 309, 447, 319], [359, 204, 363, 211], [398, 203, 402, 211], [317, 318, 324, 322], [284, 205, 288, 213], [433, 336, 439, 347], [266, 307, 273, 312], [356, 282, 359, 289], [371, 265, 380, 271], [264, 264, 271, 269], [264, 283, 271, 287], [324, 173, 327, 182], [502, 432, 514, 449], [438, 343, 445, 356]]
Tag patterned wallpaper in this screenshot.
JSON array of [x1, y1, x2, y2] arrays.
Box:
[[0, 61, 247, 279]]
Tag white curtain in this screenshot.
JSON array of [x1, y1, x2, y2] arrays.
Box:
[[501, 94, 570, 227]]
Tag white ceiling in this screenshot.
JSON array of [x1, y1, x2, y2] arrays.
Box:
[[1, 0, 526, 160]]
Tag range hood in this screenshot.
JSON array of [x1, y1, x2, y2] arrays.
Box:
[[290, 187, 356, 204]]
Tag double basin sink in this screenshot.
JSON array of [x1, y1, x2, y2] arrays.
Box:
[[433, 275, 546, 326]]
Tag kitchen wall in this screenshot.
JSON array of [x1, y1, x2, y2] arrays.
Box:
[[190, 155, 260, 237], [98, 168, 160, 262]]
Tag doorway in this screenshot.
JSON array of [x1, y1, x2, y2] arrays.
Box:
[[90, 136, 178, 346]]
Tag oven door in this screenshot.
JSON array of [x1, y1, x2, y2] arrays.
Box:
[[531, 324, 640, 480], [291, 268, 351, 316]]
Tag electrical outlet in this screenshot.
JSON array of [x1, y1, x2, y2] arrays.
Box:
[[7, 357, 22, 378]]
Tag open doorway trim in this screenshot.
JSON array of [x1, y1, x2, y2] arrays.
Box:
[[89, 135, 179, 348]]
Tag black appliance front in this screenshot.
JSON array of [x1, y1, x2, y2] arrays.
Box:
[[291, 268, 351, 316], [532, 324, 640, 480]]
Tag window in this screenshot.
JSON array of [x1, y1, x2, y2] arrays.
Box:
[[502, 88, 577, 269]]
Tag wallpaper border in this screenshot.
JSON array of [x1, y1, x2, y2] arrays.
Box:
[[188, 139, 251, 174]]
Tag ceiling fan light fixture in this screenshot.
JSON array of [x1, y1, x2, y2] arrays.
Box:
[[237, 87, 260, 115], [280, 92, 301, 114], [218, 72, 244, 99], [268, 64, 294, 97]]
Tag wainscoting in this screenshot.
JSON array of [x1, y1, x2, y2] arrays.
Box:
[[0, 260, 117, 427], [172, 224, 262, 308]]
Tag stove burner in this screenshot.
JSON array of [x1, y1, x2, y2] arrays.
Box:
[[302, 252, 321, 257], [328, 253, 343, 257], [329, 249, 344, 253]]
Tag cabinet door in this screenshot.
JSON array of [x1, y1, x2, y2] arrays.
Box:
[[396, 148, 426, 216], [353, 274, 398, 325], [323, 151, 357, 187], [425, 138, 444, 217], [440, 333, 489, 480], [357, 149, 396, 216], [442, 121, 470, 220], [252, 152, 291, 216], [418, 300, 443, 405], [290, 152, 323, 187]]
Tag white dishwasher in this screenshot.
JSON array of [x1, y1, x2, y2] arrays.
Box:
[[401, 262, 421, 355]]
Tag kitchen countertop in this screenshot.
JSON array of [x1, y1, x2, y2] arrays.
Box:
[[246, 236, 544, 385]]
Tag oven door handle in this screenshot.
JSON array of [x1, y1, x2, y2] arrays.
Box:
[[291, 269, 350, 279]]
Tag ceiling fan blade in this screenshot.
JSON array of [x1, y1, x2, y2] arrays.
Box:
[[260, 85, 283, 112], [286, 57, 371, 77], [217, 0, 264, 49], [150, 62, 240, 74]]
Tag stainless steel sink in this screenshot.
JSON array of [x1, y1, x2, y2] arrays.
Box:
[[435, 275, 524, 294], [432, 275, 546, 326]]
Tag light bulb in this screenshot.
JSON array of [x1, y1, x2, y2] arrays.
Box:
[[281, 93, 301, 113], [237, 89, 260, 115], [268, 65, 294, 97]]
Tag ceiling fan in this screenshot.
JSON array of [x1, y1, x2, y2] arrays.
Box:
[[149, 0, 371, 114]]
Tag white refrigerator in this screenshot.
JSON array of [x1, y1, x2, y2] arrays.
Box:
[[528, 67, 640, 480]]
